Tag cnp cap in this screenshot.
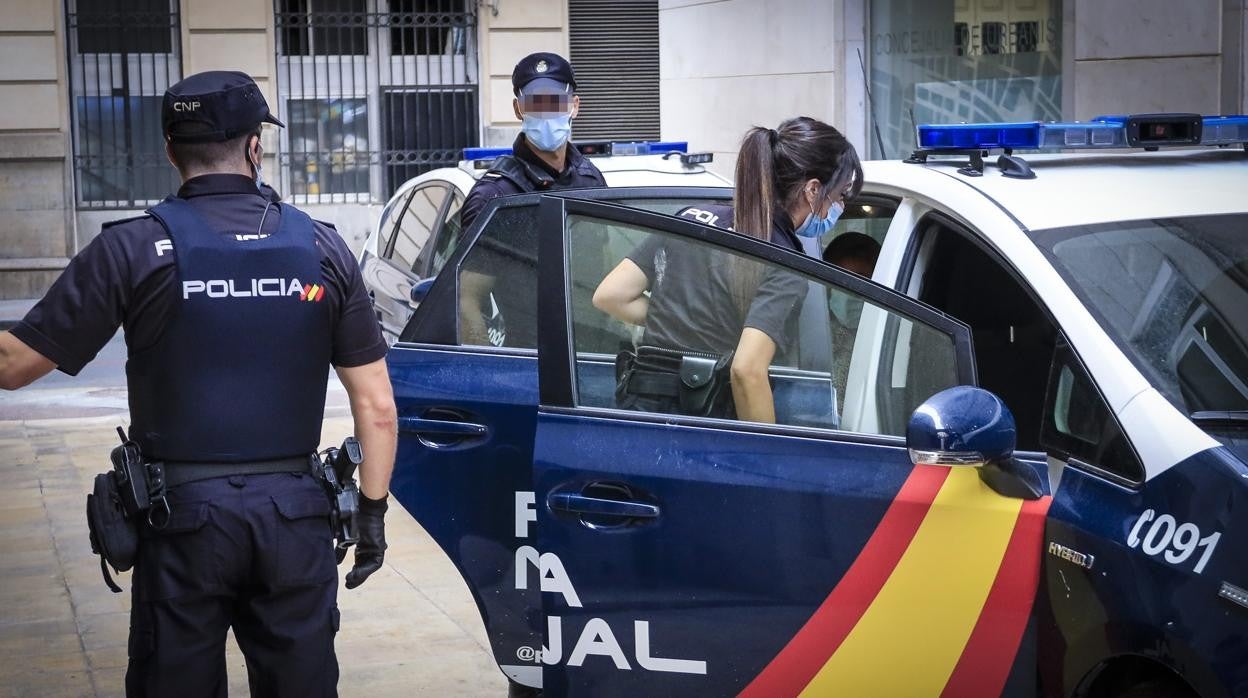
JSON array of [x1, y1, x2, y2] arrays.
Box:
[[162, 70, 284, 143], [511, 52, 576, 96]]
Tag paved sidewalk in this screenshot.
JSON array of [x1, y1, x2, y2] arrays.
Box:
[[0, 413, 507, 697]]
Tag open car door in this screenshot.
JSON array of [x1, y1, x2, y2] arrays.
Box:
[[527, 195, 1052, 696]]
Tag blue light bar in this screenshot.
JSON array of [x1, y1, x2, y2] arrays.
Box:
[[462, 140, 690, 163], [1040, 121, 1126, 148], [641, 141, 689, 155], [915, 113, 1248, 153], [1202, 115, 1248, 146], [917, 122, 1041, 150], [463, 146, 511, 162]]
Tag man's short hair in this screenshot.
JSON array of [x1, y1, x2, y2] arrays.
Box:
[[167, 121, 257, 173], [823, 232, 881, 266]]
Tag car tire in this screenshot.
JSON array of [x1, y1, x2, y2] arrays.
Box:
[[507, 679, 541, 698]]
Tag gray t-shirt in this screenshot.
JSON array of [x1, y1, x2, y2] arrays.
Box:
[[626, 204, 807, 363]]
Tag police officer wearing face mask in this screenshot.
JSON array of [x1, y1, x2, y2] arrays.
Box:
[[594, 117, 862, 423], [0, 71, 397, 696], [459, 51, 606, 232]]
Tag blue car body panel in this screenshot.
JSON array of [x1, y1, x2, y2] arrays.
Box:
[[1038, 446, 1248, 698], [388, 346, 543, 666]]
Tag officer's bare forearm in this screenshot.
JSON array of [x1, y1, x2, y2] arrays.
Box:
[[459, 270, 495, 345], [459, 299, 490, 345], [731, 328, 777, 424], [0, 332, 56, 391], [593, 259, 650, 325], [335, 359, 397, 500]]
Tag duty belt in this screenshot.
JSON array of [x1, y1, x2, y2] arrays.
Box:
[[162, 456, 313, 488]]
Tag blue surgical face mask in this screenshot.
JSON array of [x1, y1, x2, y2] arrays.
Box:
[[522, 112, 572, 153], [795, 198, 844, 239]]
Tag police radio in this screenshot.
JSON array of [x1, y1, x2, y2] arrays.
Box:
[[316, 436, 363, 552], [110, 426, 169, 527]]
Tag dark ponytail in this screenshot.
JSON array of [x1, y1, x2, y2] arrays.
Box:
[[733, 116, 863, 240], [732, 127, 777, 242]]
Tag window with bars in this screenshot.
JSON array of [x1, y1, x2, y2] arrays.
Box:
[[273, 0, 479, 203], [66, 0, 183, 209]]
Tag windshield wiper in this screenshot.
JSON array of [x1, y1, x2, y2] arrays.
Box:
[[1189, 410, 1248, 427]]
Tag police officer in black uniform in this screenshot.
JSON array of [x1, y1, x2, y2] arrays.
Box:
[[458, 52, 606, 346], [459, 51, 606, 231], [0, 71, 397, 697]]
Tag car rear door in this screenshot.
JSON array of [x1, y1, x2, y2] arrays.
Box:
[[528, 196, 1053, 696], [386, 187, 733, 689]]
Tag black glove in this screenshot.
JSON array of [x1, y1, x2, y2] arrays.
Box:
[[345, 493, 388, 589]]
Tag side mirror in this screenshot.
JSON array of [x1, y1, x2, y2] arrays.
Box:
[[907, 386, 1042, 499], [409, 278, 435, 305]]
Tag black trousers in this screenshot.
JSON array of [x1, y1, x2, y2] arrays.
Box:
[[126, 472, 339, 697]]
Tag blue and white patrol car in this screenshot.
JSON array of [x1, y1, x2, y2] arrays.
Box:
[[385, 114, 1248, 697], [357, 142, 727, 343]]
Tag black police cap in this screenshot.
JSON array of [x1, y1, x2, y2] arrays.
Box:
[[511, 52, 576, 95], [162, 71, 284, 143]]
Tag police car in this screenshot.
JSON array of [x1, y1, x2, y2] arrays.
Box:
[[386, 114, 1248, 697], [358, 141, 728, 343]]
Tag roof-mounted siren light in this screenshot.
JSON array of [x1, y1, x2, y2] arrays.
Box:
[[463, 146, 512, 169], [1202, 115, 1248, 146], [911, 113, 1248, 168], [1096, 113, 1203, 149]]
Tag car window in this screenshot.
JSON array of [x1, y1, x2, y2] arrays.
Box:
[[445, 195, 731, 351], [390, 183, 448, 274], [820, 196, 898, 251], [1042, 340, 1143, 482], [378, 188, 414, 260], [456, 206, 538, 349], [427, 190, 467, 278], [567, 214, 962, 435]]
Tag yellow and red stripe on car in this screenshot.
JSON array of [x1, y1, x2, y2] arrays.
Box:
[[740, 465, 1051, 697]]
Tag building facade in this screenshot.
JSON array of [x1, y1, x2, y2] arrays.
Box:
[[662, 0, 1248, 175], [1, 0, 1245, 299]]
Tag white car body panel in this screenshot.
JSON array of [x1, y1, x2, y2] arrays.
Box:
[[861, 151, 1242, 480]]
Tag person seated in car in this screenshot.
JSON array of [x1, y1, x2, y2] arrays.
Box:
[[822, 232, 881, 412]]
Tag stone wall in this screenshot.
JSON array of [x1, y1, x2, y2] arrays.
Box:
[[478, 1, 570, 147], [0, 0, 75, 299], [657, 0, 863, 179], [1063, 0, 1240, 119]]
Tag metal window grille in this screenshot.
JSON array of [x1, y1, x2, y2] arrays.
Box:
[[65, 0, 183, 209], [568, 0, 659, 141], [273, 0, 479, 204]]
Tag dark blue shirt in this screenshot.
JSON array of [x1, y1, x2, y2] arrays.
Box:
[[459, 134, 606, 231], [13, 174, 386, 375]]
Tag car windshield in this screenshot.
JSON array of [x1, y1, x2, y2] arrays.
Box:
[[1030, 214, 1248, 429]]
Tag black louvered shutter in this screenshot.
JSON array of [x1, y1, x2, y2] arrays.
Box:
[[568, 0, 659, 141]]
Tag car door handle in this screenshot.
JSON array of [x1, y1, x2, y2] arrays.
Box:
[[398, 416, 487, 437], [547, 493, 660, 519]]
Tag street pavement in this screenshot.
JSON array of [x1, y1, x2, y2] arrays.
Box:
[[0, 336, 507, 696]]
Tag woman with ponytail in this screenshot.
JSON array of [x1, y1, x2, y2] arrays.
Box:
[[594, 116, 862, 423]]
